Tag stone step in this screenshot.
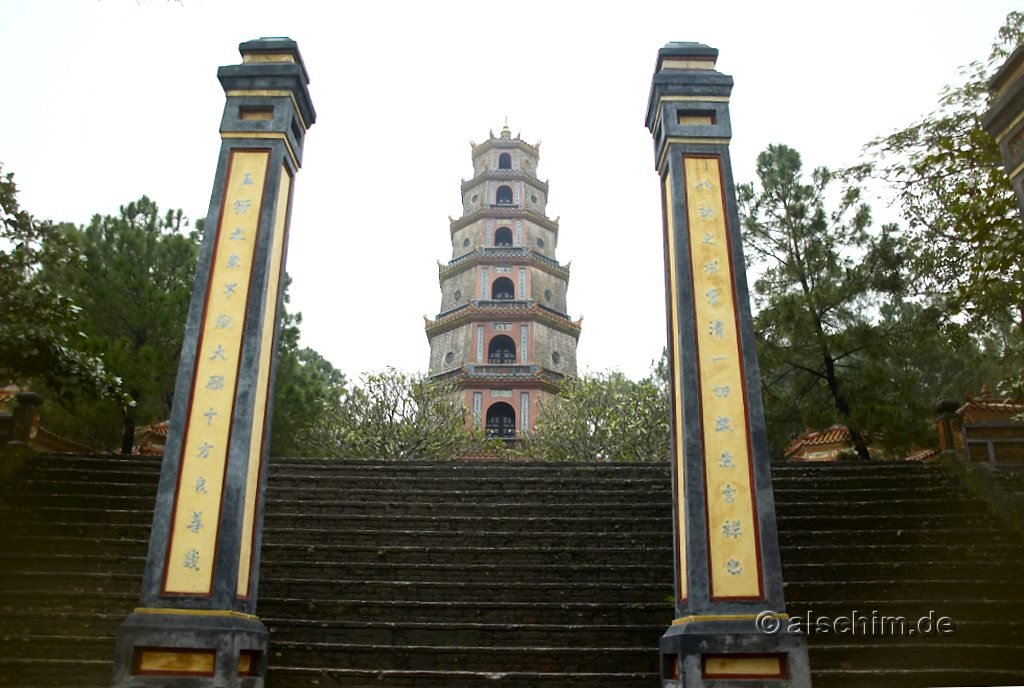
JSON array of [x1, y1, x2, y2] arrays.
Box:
[[264, 618, 664, 648], [268, 641, 658, 674], [0, 593, 675, 627], [783, 578, 1024, 604], [779, 542, 1024, 565], [808, 667, 1024, 688], [0, 659, 112, 688], [787, 598, 1024, 622], [808, 642, 1024, 671], [781, 559, 1024, 581], [774, 498, 990, 517], [0, 634, 115, 662], [5, 521, 675, 550], [0, 571, 671, 605], [778, 527, 1023, 547], [265, 666, 656, 688], [257, 597, 675, 626]]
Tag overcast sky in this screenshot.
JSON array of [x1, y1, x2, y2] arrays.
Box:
[[1, 1, 1017, 383]]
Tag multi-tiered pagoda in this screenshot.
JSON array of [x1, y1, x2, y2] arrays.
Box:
[[425, 125, 581, 439]]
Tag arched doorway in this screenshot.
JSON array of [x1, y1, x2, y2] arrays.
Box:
[[491, 277, 515, 300], [494, 226, 513, 246], [486, 402, 516, 439], [488, 335, 516, 364]]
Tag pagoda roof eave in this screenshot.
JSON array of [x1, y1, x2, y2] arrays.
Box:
[[461, 170, 549, 194], [450, 207, 559, 234]]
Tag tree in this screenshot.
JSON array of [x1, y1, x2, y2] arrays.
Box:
[[739, 144, 907, 460], [0, 164, 122, 404], [38, 197, 200, 452], [269, 301, 347, 457], [861, 12, 1024, 370], [299, 369, 498, 460], [518, 362, 670, 462]]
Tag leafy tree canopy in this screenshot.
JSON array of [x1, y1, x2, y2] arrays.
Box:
[[36, 196, 200, 450], [518, 359, 670, 462], [0, 164, 123, 404], [740, 144, 910, 460], [299, 369, 499, 460], [859, 12, 1024, 352]]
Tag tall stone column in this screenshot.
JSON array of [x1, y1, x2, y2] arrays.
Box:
[[983, 43, 1024, 224], [111, 38, 315, 688], [645, 42, 810, 687]]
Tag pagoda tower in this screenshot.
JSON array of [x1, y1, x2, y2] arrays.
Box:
[[425, 125, 581, 439]]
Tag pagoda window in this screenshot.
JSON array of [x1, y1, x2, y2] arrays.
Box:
[[498, 152, 512, 170], [486, 401, 516, 439], [491, 277, 515, 300], [488, 335, 516, 364], [494, 227, 513, 247], [496, 185, 513, 205]]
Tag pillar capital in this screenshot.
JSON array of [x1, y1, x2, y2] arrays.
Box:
[[646, 43, 734, 174]]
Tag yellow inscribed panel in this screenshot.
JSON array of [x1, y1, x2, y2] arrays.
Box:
[[237, 167, 290, 598], [684, 156, 761, 599], [137, 649, 215, 675], [164, 149, 269, 594]]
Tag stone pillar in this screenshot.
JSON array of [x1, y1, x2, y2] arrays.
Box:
[[111, 38, 315, 688], [934, 399, 962, 457], [8, 392, 43, 448], [645, 43, 810, 687], [983, 44, 1024, 224]]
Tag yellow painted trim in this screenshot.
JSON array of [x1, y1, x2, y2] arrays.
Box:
[[678, 115, 714, 126], [242, 52, 296, 64], [240, 108, 274, 121], [661, 95, 731, 102], [994, 108, 1024, 144], [137, 649, 214, 675], [237, 166, 291, 598], [1007, 156, 1024, 181], [673, 613, 787, 626], [658, 138, 732, 173], [663, 176, 687, 602], [704, 655, 783, 677], [226, 89, 308, 131], [134, 607, 260, 621], [221, 132, 298, 171], [993, 59, 1024, 101], [661, 58, 718, 71]]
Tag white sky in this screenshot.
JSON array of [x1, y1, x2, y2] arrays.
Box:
[[1, 1, 1017, 383]]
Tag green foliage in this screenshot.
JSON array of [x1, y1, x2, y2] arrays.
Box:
[[299, 369, 500, 460], [270, 300, 347, 456], [860, 12, 1024, 348], [518, 362, 670, 462], [0, 164, 123, 404], [37, 197, 200, 450], [739, 144, 909, 460]]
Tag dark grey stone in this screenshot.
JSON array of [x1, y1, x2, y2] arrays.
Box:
[[646, 42, 811, 687]]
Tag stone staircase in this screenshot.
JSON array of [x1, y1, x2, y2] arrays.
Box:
[[0, 455, 1023, 687]]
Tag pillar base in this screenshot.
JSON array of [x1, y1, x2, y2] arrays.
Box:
[[111, 609, 268, 688], [659, 615, 810, 687]]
